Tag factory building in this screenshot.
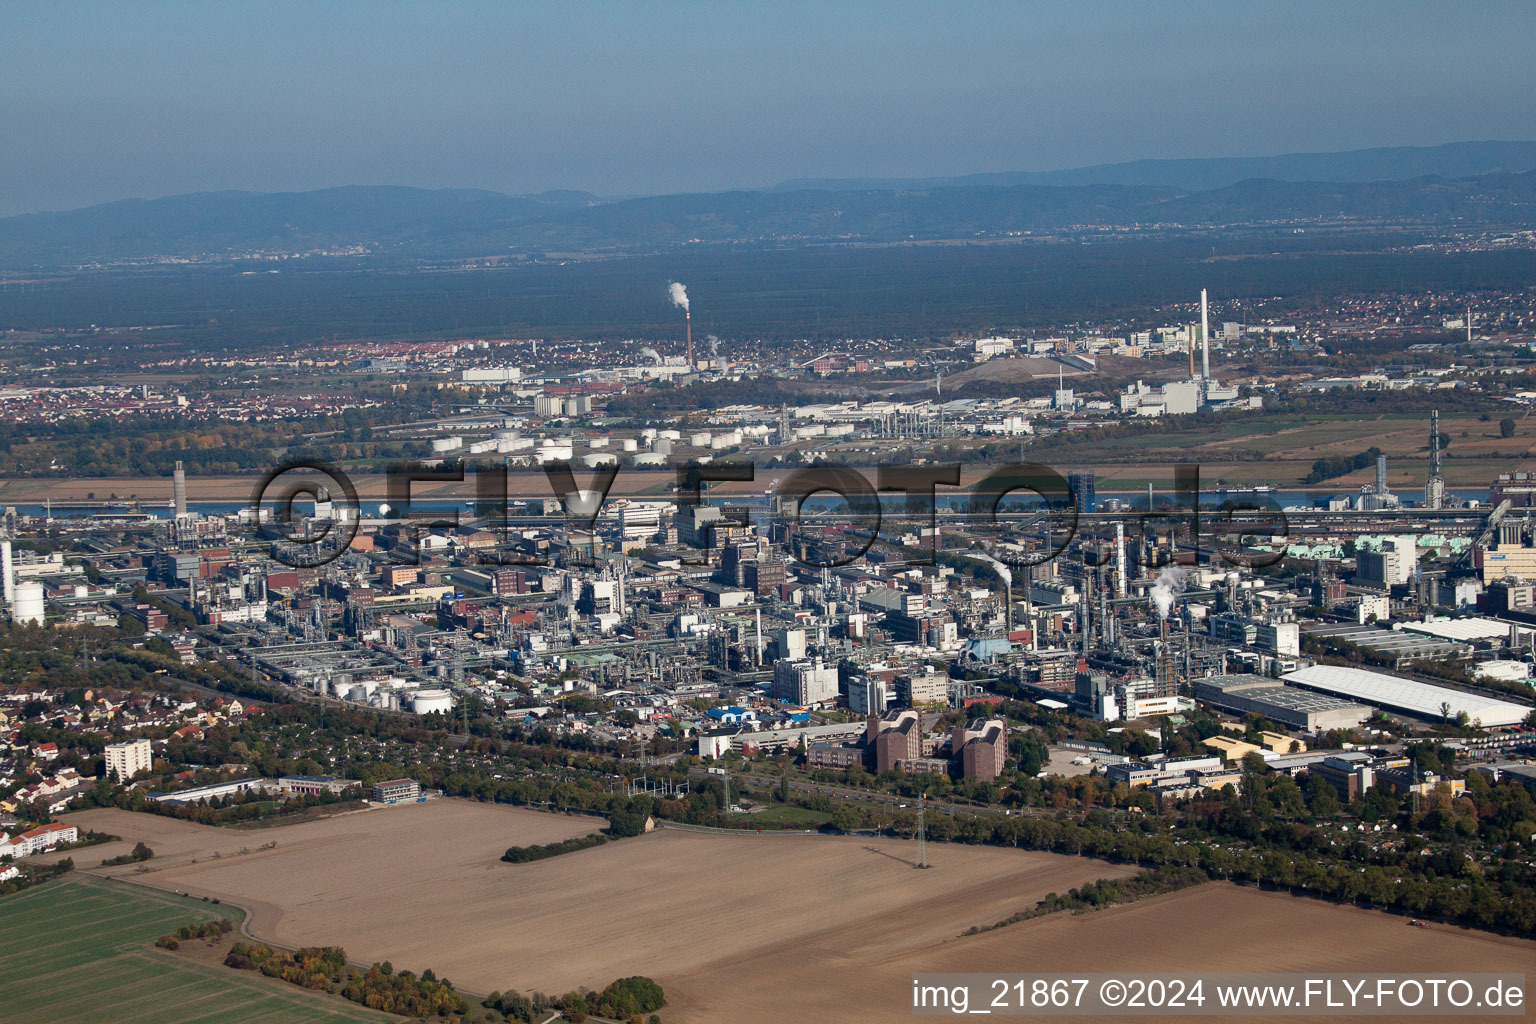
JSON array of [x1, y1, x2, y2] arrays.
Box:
[[868, 708, 924, 773], [1192, 676, 1371, 732], [771, 658, 839, 706], [952, 718, 1007, 781]]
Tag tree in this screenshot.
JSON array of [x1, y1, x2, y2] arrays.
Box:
[[1500, 418, 1517, 438]]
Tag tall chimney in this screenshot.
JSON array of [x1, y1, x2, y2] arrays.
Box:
[[1114, 521, 1127, 597], [173, 460, 187, 517], [1200, 288, 1210, 379], [685, 310, 693, 367], [1, 539, 13, 608]]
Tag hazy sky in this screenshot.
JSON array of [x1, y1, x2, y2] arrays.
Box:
[[4, 1, 1534, 215]]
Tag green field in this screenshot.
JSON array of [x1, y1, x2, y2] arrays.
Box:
[[735, 805, 833, 828], [0, 876, 393, 1023]]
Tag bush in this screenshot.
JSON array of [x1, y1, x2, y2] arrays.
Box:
[[594, 977, 666, 1019]]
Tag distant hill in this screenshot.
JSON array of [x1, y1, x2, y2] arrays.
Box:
[[770, 140, 1536, 192], [0, 186, 598, 266], [2, 143, 1535, 270]]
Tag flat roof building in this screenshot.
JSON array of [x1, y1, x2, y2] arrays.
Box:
[[104, 738, 153, 782], [371, 778, 422, 803], [1283, 665, 1531, 728], [1193, 675, 1372, 732]]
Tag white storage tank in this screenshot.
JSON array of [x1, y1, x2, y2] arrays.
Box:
[[12, 580, 44, 626], [431, 436, 462, 453], [411, 689, 454, 715], [622, 438, 639, 452]]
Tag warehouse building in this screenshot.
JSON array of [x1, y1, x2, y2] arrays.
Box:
[[1193, 675, 1372, 732], [1304, 622, 1471, 665], [1283, 665, 1532, 729]]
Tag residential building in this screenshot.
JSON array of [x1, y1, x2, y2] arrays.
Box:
[[105, 738, 153, 782]]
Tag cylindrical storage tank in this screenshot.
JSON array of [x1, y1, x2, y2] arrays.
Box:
[[12, 580, 44, 626], [588, 436, 608, 449], [632, 452, 668, 467], [640, 428, 658, 442], [411, 689, 454, 715], [74, 585, 89, 599], [652, 439, 673, 457], [622, 438, 639, 452]]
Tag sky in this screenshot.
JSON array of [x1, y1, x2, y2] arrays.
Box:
[[3, 0, 1535, 216]]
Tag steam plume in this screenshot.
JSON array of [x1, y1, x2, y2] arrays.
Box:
[[668, 281, 689, 312], [706, 334, 720, 356], [639, 346, 662, 365], [1150, 565, 1189, 619], [971, 551, 1013, 589]]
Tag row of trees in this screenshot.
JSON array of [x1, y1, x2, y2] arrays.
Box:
[[156, 918, 232, 949], [223, 942, 469, 1018], [501, 833, 609, 863], [1304, 445, 1383, 484]]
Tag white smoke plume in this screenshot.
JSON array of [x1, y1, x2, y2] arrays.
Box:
[[1150, 565, 1189, 619], [668, 281, 689, 312], [639, 346, 662, 365], [706, 334, 720, 355], [971, 551, 1013, 589]]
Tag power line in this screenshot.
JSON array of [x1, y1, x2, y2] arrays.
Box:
[[915, 791, 929, 870]]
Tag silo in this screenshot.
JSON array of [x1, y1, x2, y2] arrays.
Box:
[[12, 580, 44, 626]]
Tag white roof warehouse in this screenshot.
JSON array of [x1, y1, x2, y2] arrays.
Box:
[[1283, 665, 1531, 729]]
